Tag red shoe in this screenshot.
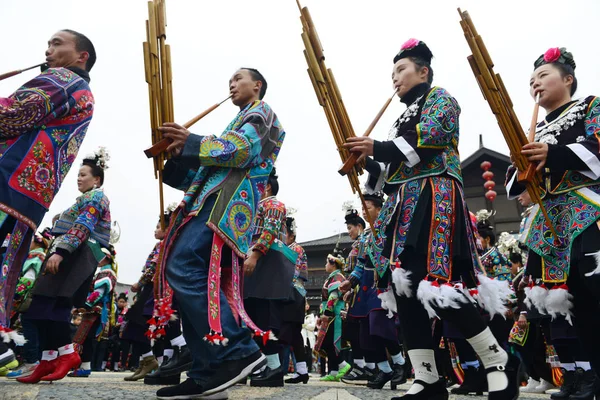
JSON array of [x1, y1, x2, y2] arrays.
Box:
[[17, 359, 57, 384], [41, 352, 81, 382]]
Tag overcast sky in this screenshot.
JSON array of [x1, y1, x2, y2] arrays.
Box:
[[2, 0, 599, 284]]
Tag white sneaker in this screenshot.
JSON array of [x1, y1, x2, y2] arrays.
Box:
[[200, 390, 229, 400], [6, 362, 39, 379], [520, 377, 541, 392], [533, 379, 555, 393]]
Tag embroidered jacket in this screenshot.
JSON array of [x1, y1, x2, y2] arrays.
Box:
[[250, 196, 286, 255], [364, 84, 481, 282], [51, 188, 111, 256], [367, 84, 462, 194], [318, 269, 346, 354], [288, 241, 308, 296], [138, 242, 161, 286], [481, 246, 512, 283], [0, 67, 94, 230], [162, 100, 285, 258], [507, 96, 600, 283], [348, 231, 370, 283], [507, 96, 600, 197], [345, 233, 363, 274], [320, 270, 345, 317]]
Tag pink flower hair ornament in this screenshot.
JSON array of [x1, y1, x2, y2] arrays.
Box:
[[534, 47, 576, 70]]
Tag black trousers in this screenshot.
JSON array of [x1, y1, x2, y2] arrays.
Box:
[[321, 323, 341, 373], [394, 251, 487, 352], [514, 318, 553, 382], [566, 256, 600, 371], [35, 320, 71, 351], [344, 319, 363, 361]]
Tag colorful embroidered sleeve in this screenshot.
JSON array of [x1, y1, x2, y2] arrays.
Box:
[[54, 190, 107, 255], [375, 91, 459, 169], [560, 96, 600, 180], [415, 92, 459, 149], [183, 101, 279, 169], [0, 69, 73, 138], [252, 200, 286, 255], [350, 233, 371, 284], [86, 266, 117, 307]]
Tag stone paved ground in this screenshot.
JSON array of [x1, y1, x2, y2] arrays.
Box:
[[0, 372, 554, 400]]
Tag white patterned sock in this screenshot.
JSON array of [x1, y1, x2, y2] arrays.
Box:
[[58, 344, 75, 356], [42, 350, 58, 361], [467, 328, 509, 392], [406, 349, 439, 394]]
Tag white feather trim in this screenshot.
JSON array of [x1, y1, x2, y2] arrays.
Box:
[[377, 290, 397, 317], [545, 287, 574, 325], [0, 330, 10, 343], [462, 287, 479, 306], [269, 331, 279, 341], [525, 285, 548, 314], [584, 250, 600, 277], [437, 284, 468, 310], [416, 280, 440, 319], [222, 338, 230, 346], [8, 330, 26, 346], [476, 275, 512, 319], [391, 268, 413, 298]]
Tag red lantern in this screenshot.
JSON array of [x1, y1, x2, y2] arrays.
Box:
[[484, 181, 496, 190], [482, 171, 494, 181], [485, 190, 497, 201], [480, 161, 492, 171]]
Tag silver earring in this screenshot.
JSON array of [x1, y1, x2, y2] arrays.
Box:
[[93, 184, 97, 189]]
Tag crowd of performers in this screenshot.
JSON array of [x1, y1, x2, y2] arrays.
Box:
[[1, 27, 600, 400]]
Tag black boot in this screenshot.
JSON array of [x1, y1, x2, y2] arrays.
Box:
[[390, 379, 448, 400], [570, 368, 600, 400], [550, 368, 579, 400], [160, 346, 193, 377], [250, 366, 284, 387], [367, 369, 394, 389], [450, 366, 485, 395], [487, 353, 521, 400], [284, 373, 309, 384], [390, 363, 407, 390], [144, 354, 181, 385]]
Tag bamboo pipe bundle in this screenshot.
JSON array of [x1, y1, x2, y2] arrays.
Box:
[[296, 1, 375, 231], [458, 9, 557, 238], [144, 0, 173, 229]]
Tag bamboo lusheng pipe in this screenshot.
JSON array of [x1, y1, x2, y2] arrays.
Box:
[[144, 0, 172, 229], [297, 1, 376, 233], [339, 90, 398, 176], [144, 95, 233, 158], [0, 62, 47, 81], [458, 8, 558, 239], [528, 94, 540, 143]]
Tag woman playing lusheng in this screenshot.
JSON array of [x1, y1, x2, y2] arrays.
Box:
[[507, 46, 600, 398], [345, 39, 519, 400]]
